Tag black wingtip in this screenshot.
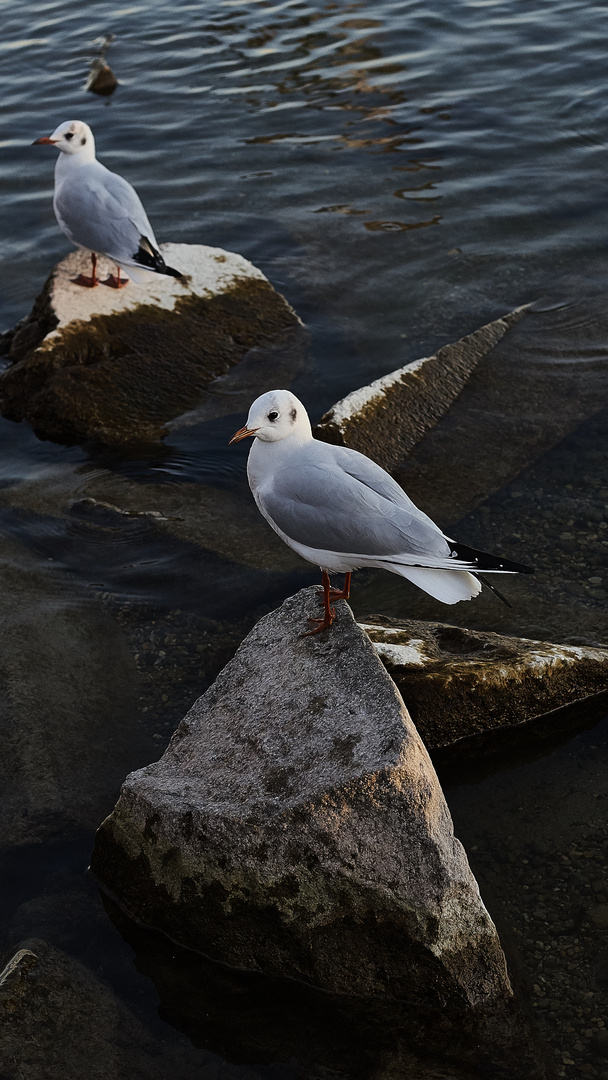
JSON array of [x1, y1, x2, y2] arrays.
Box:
[[133, 236, 184, 278], [476, 573, 512, 607], [163, 264, 184, 279], [449, 541, 534, 575]]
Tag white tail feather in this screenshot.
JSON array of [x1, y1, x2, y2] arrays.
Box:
[[396, 566, 481, 604]]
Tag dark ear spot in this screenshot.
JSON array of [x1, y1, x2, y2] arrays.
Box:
[[290, 408, 297, 422], [81, 137, 87, 145]]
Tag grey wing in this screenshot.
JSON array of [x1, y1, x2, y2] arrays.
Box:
[[328, 443, 437, 518], [54, 163, 157, 263], [258, 459, 453, 562]]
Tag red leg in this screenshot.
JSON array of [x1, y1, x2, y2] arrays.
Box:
[[328, 572, 351, 601], [72, 252, 99, 288], [304, 570, 336, 636], [103, 264, 129, 289]]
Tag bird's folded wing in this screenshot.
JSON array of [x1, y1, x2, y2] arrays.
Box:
[[54, 166, 156, 261], [259, 461, 464, 563], [328, 443, 426, 511]]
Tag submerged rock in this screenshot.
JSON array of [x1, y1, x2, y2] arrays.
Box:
[[92, 588, 512, 1028], [314, 306, 527, 472], [362, 618, 608, 771], [0, 530, 148, 851], [0, 938, 239, 1080], [314, 299, 608, 528], [0, 244, 305, 446]]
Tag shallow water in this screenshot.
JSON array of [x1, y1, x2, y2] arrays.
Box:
[[1, 0, 608, 1077]]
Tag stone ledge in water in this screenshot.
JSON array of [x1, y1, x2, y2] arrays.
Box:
[[91, 587, 513, 1028], [313, 306, 528, 472], [362, 618, 608, 770], [0, 244, 305, 446]]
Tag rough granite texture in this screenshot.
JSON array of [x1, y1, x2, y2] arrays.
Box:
[[91, 588, 512, 1023], [313, 306, 527, 471], [361, 619, 608, 769], [0, 243, 304, 446]]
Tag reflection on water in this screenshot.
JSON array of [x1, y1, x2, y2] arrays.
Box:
[[1, 0, 608, 1076]]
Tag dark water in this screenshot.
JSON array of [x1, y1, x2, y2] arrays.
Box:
[[1, 1, 608, 1077]]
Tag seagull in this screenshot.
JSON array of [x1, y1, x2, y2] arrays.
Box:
[[33, 120, 183, 288], [230, 389, 533, 635]]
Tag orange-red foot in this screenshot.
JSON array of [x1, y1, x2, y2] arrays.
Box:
[[72, 253, 98, 287], [103, 273, 129, 289], [71, 274, 98, 288], [306, 570, 338, 635], [318, 572, 351, 604], [303, 609, 336, 636]]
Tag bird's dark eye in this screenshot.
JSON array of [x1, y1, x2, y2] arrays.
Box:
[[268, 410, 279, 422], [65, 132, 74, 140]]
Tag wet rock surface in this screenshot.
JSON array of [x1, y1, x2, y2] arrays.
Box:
[[360, 619, 608, 770], [91, 588, 522, 1060], [103, 893, 528, 1080], [314, 305, 527, 471], [0, 244, 306, 446], [315, 298, 608, 529], [394, 297, 608, 525]]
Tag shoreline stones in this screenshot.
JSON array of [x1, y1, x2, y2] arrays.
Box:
[[361, 619, 608, 771], [91, 588, 513, 1030], [0, 244, 305, 446]]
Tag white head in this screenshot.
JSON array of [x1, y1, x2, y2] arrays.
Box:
[[229, 389, 312, 446], [32, 120, 96, 159]]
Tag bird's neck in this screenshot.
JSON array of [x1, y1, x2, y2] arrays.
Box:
[[55, 146, 97, 177], [247, 431, 312, 489]]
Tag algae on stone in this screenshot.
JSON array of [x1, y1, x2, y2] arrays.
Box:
[[0, 244, 306, 445], [361, 618, 608, 771]]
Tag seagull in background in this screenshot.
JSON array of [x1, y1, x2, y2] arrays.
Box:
[[33, 120, 183, 288], [230, 389, 534, 635]]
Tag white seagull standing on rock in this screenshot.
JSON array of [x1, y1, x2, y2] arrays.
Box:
[[230, 389, 534, 635], [33, 120, 183, 288]]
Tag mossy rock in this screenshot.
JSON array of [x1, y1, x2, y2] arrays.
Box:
[[0, 244, 305, 446]]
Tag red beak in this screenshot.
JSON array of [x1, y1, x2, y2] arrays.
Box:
[[229, 426, 258, 445], [32, 136, 57, 145]]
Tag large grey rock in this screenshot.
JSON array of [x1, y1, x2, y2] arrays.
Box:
[[0, 244, 306, 446], [361, 619, 608, 770], [92, 588, 512, 1021]]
